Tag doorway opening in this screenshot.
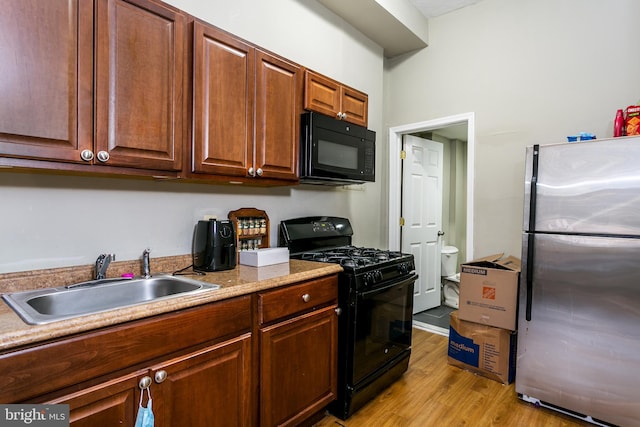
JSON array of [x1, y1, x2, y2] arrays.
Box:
[[388, 113, 475, 335]]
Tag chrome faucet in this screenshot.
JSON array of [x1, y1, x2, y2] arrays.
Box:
[[95, 253, 115, 280], [142, 248, 151, 279]]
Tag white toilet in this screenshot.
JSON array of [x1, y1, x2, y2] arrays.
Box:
[[441, 246, 460, 309]]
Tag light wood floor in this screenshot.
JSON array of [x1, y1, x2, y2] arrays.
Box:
[[315, 328, 591, 427]]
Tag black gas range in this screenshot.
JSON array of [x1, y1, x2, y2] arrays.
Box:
[[279, 216, 417, 419], [298, 246, 415, 290]]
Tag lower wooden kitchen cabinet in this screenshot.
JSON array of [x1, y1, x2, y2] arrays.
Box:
[[258, 275, 339, 427], [50, 333, 252, 427], [0, 273, 339, 427], [0, 295, 253, 427]]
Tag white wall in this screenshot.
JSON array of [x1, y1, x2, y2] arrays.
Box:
[[0, 0, 385, 274], [384, 0, 640, 258]]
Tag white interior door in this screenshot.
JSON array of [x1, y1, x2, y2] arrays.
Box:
[[401, 135, 443, 314]]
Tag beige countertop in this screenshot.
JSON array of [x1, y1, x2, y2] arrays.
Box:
[[0, 258, 343, 352]]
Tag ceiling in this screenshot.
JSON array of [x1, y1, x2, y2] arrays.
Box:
[[408, 0, 483, 18], [317, 0, 483, 57]]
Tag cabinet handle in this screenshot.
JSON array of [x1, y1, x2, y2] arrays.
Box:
[[139, 376, 152, 390], [256, 168, 263, 176], [80, 149, 94, 162], [335, 307, 342, 316], [154, 370, 167, 384], [96, 150, 110, 163], [302, 293, 311, 303], [248, 167, 255, 177]]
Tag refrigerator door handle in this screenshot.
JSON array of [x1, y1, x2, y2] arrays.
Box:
[[527, 144, 540, 233], [526, 233, 534, 321], [525, 144, 539, 321]]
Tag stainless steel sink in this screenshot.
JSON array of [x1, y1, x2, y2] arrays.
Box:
[[2, 276, 220, 325]]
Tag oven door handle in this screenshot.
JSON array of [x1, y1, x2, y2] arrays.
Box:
[[359, 273, 418, 297]]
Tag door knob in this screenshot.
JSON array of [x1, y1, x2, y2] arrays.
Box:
[[80, 149, 94, 162], [138, 376, 152, 390], [437, 231, 445, 236], [154, 370, 167, 384], [96, 151, 110, 163]]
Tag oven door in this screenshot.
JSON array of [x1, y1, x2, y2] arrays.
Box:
[[351, 273, 417, 385]]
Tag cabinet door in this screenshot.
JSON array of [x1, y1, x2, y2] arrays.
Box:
[[303, 71, 341, 120], [152, 333, 253, 427], [48, 370, 144, 427], [340, 86, 368, 127], [0, 0, 93, 163], [94, 0, 186, 171], [192, 22, 254, 177], [260, 306, 338, 427], [304, 70, 368, 127], [254, 50, 301, 181]]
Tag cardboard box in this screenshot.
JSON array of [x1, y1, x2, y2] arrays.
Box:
[[447, 311, 517, 384], [239, 247, 289, 267], [458, 253, 521, 331]]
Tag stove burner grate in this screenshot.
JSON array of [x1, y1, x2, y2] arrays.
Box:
[[299, 246, 407, 269]]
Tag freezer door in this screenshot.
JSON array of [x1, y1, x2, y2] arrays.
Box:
[[517, 232, 640, 426], [523, 137, 640, 235]]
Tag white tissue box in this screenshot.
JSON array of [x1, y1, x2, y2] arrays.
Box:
[[239, 247, 290, 267]]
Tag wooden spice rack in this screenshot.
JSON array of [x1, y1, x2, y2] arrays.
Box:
[[228, 208, 270, 251]]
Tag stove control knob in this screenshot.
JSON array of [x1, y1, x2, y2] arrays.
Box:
[[374, 270, 383, 282], [363, 272, 372, 286]]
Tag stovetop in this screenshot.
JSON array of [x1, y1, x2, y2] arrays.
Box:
[[280, 216, 416, 289], [293, 245, 416, 290], [297, 246, 408, 269]]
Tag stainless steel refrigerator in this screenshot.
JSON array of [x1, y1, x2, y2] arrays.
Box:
[[517, 136, 640, 427]]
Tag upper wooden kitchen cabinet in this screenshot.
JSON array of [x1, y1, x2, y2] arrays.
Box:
[[0, 0, 93, 164], [94, 0, 187, 172], [304, 70, 368, 127], [0, 0, 186, 174], [191, 21, 301, 183]]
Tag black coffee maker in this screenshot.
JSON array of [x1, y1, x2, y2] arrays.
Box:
[[193, 219, 237, 271]]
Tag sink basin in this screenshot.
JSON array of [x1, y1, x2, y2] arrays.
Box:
[[2, 276, 220, 325]]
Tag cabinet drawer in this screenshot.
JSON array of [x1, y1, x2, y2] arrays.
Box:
[[258, 275, 338, 324]]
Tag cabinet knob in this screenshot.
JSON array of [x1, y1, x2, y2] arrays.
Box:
[[96, 150, 110, 163], [80, 149, 94, 162], [248, 167, 255, 177], [302, 293, 311, 303], [335, 307, 342, 316], [256, 168, 263, 176], [139, 376, 152, 390], [336, 112, 343, 120], [341, 112, 347, 120], [154, 370, 167, 384]]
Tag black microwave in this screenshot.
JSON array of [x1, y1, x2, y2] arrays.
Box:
[[300, 112, 375, 185]]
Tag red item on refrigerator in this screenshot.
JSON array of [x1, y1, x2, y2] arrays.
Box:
[[614, 109, 625, 137]]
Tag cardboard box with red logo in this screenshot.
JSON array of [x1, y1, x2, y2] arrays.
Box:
[[458, 253, 521, 331]]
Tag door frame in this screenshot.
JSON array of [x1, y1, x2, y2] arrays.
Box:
[[387, 112, 475, 262]]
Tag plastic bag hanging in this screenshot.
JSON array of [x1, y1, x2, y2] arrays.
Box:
[[135, 386, 154, 427]]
